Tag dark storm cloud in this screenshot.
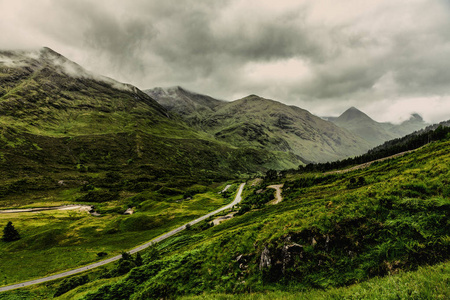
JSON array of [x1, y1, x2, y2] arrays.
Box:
[[2, 0, 450, 123]]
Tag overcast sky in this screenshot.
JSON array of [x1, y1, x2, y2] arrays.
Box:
[[1, 0, 450, 124]]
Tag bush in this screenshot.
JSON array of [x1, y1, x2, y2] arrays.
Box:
[[76, 190, 119, 203], [54, 275, 89, 297]]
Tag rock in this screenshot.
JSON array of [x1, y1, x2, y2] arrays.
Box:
[[282, 243, 303, 274], [259, 246, 272, 270], [124, 208, 134, 215]]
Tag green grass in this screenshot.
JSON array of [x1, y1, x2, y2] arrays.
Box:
[[0, 184, 235, 286], [66, 139, 450, 299], [180, 261, 450, 300]]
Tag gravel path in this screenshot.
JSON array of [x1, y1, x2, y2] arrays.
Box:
[[267, 184, 283, 204], [0, 205, 92, 214]]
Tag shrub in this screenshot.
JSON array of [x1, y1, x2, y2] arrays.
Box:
[[2, 221, 20, 242], [54, 275, 89, 297]]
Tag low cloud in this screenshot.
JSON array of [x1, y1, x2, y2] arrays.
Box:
[[1, 0, 450, 123]]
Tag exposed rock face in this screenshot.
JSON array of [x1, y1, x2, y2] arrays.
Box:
[[259, 246, 272, 270]]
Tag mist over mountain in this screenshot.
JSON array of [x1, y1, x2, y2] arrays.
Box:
[[0, 47, 171, 136], [145, 86, 226, 127], [0, 47, 295, 180], [326, 107, 428, 147]]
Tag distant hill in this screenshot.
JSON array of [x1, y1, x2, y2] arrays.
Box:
[[327, 107, 427, 147], [147, 89, 372, 163]]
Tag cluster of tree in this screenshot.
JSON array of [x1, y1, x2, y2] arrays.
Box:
[[296, 125, 450, 173], [347, 176, 366, 189]]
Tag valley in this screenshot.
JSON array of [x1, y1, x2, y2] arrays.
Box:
[[0, 48, 448, 300]]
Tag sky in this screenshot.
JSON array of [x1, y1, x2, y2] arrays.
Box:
[[1, 0, 450, 124]]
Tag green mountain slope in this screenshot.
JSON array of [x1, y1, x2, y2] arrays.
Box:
[[0, 47, 178, 137], [204, 95, 371, 163], [0, 48, 298, 182], [73, 136, 450, 299], [146, 89, 372, 163]]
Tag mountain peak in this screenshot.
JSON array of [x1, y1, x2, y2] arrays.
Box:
[[408, 113, 424, 122], [337, 106, 373, 122], [40, 46, 62, 57]]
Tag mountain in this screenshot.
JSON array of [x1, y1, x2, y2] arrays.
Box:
[[389, 113, 428, 136], [0, 47, 173, 137], [328, 107, 427, 147], [146, 90, 372, 163], [0, 48, 295, 183], [145, 86, 225, 118]]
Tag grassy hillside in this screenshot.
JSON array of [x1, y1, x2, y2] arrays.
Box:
[[0, 48, 304, 287], [20, 136, 447, 299], [148, 90, 372, 164]]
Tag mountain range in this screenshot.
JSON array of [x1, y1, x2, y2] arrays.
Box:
[[1, 47, 448, 299], [326, 107, 427, 147], [0, 47, 429, 181], [0, 48, 285, 184], [145, 87, 428, 161]]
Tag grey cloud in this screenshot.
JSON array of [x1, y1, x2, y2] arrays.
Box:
[[2, 0, 450, 123]]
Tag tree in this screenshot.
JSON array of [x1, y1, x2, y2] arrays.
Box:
[[135, 252, 143, 266], [265, 169, 278, 181], [2, 221, 20, 242]]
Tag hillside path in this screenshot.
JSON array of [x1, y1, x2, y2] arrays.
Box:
[[0, 183, 245, 293], [267, 184, 283, 204]]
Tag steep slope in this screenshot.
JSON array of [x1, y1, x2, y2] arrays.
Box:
[[328, 107, 427, 147], [0, 48, 293, 182], [205, 96, 372, 163], [148, 90, 372, 163], [145, 86, 225, 117], [69, 137, 450, 300], [0, 48, 179, 137]]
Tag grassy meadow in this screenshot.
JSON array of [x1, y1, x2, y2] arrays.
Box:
[[0, 181, 238, 285], [1, 138, 445, 299]]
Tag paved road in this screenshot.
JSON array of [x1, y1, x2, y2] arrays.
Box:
[[0, 183, 245, 292]]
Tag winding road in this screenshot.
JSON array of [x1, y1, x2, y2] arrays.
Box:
[[0, 183, 245, 292]]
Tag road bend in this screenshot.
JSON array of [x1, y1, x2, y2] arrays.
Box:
[[0, 183, 245, 292]]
